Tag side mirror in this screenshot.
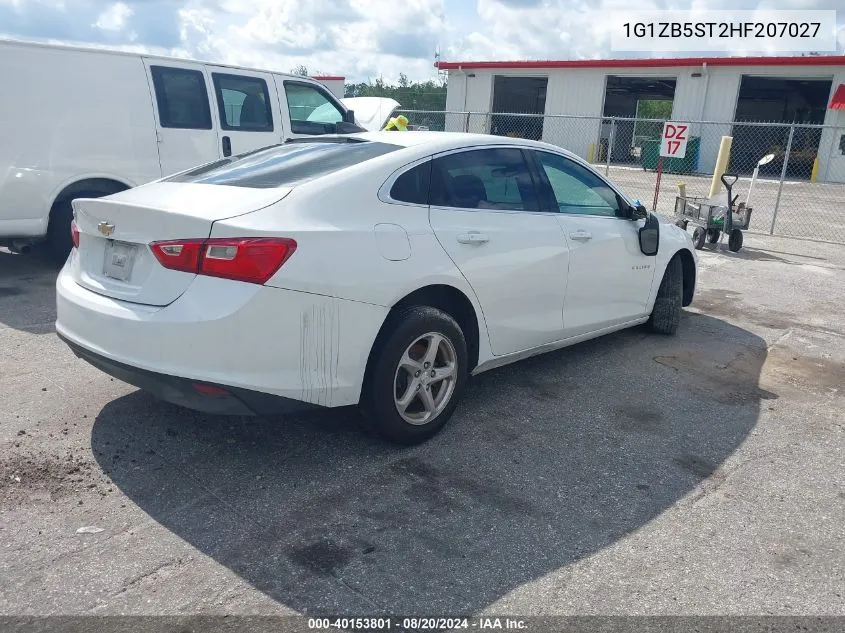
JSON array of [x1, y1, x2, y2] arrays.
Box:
[[638, 212, 660, 256], [342, 109, 356, 124]]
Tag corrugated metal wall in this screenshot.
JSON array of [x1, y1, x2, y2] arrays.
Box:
[[445, 62, 845, 181]]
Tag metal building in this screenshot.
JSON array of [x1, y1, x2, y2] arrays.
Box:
[[312, 75, 345, 100], [437, 56, 845, 183]]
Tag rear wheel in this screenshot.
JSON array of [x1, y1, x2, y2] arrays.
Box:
[[707, 229, 721, 243], [648, 256, 683, 335], [361, 306, 468, 444], [692, 227, 706, 250], [45, 201, 74, 264]]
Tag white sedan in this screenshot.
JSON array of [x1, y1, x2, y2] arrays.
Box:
[[56, 132, 697, 444]]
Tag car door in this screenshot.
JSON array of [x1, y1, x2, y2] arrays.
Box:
[[276, 78, 348, 138], [530, 149, 657, 337], [143, 60, 219, 177], [206, 67, 282, 158], [428, 147, 570, 357]]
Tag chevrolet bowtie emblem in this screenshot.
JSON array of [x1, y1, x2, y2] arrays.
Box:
[[98, 222, 115, 236]]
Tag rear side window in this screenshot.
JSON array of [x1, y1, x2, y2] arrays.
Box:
[[212, 73, 274, 132], [166, 140, 401, 188], [150, 66, 212, 130], [430, 148, 539, 211], [390, 161, 431, 205]]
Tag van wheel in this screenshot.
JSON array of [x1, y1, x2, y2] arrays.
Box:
[[45, 201, 74, 264], [361, 306, 468, 444], [648, 256, 682, 335]]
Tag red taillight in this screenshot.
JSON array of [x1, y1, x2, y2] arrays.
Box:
[[149, 240, 204, 274], [149, 237, 296, 285], [70, 221, 80, 249]]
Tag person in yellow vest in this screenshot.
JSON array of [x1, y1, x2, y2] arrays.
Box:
[[383, 114, 409, 131]]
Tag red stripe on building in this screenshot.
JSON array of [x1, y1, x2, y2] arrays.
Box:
[[435, 56, 845, 71], [829, 84, 845, 110]]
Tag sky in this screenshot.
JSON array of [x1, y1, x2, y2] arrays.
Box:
[[0, 0, 843, 83]]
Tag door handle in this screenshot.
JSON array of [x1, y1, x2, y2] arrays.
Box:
[[456, 231, 489, 245], [569, 230, 592, 241], [222, 136, 232, 157]]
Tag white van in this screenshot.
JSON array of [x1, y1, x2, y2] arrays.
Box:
[[0, 39, 374, 260]]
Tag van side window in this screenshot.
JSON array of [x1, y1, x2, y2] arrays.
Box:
[[212, 73, 274, 132], [284, 82, 345, 135], [150, 66, 212, 130], [390, 161, 431, 205]]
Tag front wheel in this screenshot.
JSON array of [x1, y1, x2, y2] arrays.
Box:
[[648, 256, 683, 335], [692, 227, 706, 250], [361, 306, 468, 444]]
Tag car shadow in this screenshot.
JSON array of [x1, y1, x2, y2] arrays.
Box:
[[91, 312, 767, 614], [0, 249, 60, 333]]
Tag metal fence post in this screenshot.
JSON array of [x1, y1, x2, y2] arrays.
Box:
[[464, 111, 470, 133], [770, 124, 794, 235], [605, 118, 616, 177]]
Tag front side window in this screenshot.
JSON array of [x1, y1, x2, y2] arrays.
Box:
[[430, 148, 539, 211], [150, 66, 212, 130], [284, 82, 345, 135], [535, 151, 620, 216], [212, 73, 273, 131]]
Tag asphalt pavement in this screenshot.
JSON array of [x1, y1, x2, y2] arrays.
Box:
[[0, 235, 843, 618]]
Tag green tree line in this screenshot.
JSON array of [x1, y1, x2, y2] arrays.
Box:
[[291, 67, 447, 111]]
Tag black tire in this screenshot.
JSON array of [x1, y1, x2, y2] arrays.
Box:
[[675, 219, 688, 231], [728, 229, 743, 252], [692, 227, 706, 250], [361, 306, 468, 444], [707, 229, 721, 244], [648, 256, 683, 335], [45, 200, 74, 264]]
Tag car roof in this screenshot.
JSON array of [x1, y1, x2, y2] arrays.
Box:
[[0, 37, 319, 83], [347, 131, 576, 157]]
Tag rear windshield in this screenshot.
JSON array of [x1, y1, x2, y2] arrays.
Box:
[[165, 139, 401, 189]]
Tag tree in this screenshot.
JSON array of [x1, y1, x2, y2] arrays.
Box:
[[344, 76, 447, 111], [291, 65, 308, 76]]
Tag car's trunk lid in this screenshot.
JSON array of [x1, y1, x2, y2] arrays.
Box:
[[71, 183, 291, 306]]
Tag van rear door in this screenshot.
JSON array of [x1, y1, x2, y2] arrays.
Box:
[[205, 66, 283, 159], [142, 59, 221, 177]]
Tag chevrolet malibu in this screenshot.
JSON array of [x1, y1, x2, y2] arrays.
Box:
[[56, 132, 697, 444]]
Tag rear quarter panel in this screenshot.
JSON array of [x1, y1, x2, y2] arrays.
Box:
[[209, 152, 479, 309], [208, 152, 495, 365]]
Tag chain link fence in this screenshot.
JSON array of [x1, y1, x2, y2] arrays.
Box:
[[396, 109, 845, 244]]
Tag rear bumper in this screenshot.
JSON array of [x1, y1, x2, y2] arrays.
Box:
[[56, 262, 388, 408], [59, 333, 317, 416]]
